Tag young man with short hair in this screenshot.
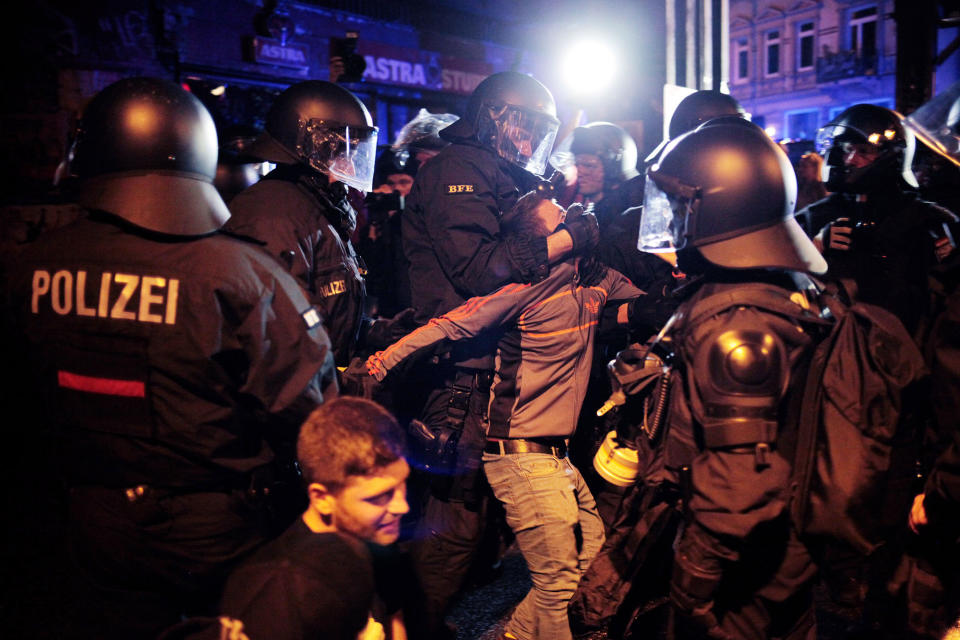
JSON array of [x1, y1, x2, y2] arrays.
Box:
[[214, 397, 411, 640]]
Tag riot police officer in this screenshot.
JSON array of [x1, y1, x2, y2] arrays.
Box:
[[226, 80, 377, 366], [559, 121, 642, 230], [603, 89, 747, 305], [797, 104, 958, 335], [637, 119, 827, 639], [578, 95, 748, 514], [3, 77, 337, 638], [401, 70, 598, 638], [902, 81, 960, 640]]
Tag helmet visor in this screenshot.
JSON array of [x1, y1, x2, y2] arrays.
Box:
[[301, 120, 379, 192], [816, 122, 902, 156], [480, 105, 560, 176], [638, 174, 683, 253], [905, 81, 960, 167]]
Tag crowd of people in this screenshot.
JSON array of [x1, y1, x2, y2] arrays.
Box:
[[2, 68, 959, 640]]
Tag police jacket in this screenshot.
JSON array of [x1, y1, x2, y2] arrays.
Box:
[[369, 260, 642, 439], [796, 189, 959, 335], [402, 142, 549, 367], [664, 272, 821, 621], [6, 212, 337, 491], [666, 272, 820, 540], [227, 165, 366, 365]]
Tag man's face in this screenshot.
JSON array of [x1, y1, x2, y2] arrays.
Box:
[[506, 126, 535, 159], [333, 458, 410, 545], [385, 173, 415, 197], [575, 154, 605, 197], [841, 141, 881, 169], [534, 199, 566, 234]]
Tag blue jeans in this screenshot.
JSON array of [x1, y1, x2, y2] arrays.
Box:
[[482, 452, 605, 640]]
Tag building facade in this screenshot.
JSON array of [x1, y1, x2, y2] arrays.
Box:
[[729, 0, 898, 142]]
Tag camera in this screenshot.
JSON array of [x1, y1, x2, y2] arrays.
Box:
[[330, 31, 367, 83], [849, 219, 877, 247], [364, 191, 403, 225]]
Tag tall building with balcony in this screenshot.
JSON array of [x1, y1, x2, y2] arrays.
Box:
[[729, 0, 897, 142]]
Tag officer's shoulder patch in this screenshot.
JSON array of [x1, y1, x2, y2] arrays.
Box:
[[445, 184, 475, 194], [302, 307, 322, 329]]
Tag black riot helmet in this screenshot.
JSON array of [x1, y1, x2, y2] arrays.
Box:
[[440, 71, 560, 176], [568, 122, 639, 185], [639, 119, 826, 274], [249, 80, 378, 192], [669, 90, 746, 139], [644, 90, 746, 164], [816, 104, 918, 193], [69, 77, 229, 236]]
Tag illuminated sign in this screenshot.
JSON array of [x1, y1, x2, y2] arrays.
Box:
[[251, 36, 310, 70], [357, 41, 492, 95], [363, 56, 433, 87]]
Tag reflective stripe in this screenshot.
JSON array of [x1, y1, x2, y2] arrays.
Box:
[[57, 370, 145, 398]]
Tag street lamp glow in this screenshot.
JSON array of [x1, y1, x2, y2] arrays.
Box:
[[562, 40, 617, 94]]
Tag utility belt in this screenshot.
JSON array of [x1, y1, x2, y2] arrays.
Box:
[[444, 367, 493, 429], [69, 464, 286, 503], [70, 465, 300, 534], [484, 437, 568, 458], [408, 366, 493, 478]]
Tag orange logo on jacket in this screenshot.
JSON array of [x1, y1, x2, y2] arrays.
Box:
[[446, 184, 474, 193], [585, 299, 600, 314]]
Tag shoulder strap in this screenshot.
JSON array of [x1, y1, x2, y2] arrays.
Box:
[[682, 282, 828, 330]]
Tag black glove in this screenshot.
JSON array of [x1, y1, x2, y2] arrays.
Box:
[[814, 217, 852, 253], [669, 525, 736, 640], [340, 356, 380, 398], [560, 206, 600, 254], [627, 294, 677, 335], [365, 307, 419, 350]]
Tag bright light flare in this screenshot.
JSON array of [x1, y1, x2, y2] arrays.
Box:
[[562, 40, 618, 94]]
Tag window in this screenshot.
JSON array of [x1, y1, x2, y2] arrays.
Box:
[[765, 30, 781, 76], [733, 38, 749, 83], [798, 22, 814, 71], [850, 6, 877, 57], [786, 110, 819, 140]]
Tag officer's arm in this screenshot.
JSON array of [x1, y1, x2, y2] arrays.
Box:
[[424, 161, 550, 294], [670, 310, 795, 637], [687, 311, 794, 537], [921, 440, 960, 536], [238, 274, 337, 431]]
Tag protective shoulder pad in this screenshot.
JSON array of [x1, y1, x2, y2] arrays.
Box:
[[692, 316, 789, 448]]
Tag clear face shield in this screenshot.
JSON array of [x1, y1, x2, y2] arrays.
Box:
[[299, 120, 379, 192], [478, 104, 559, 176], [904, 81, 960, 168], [637, 172, 697, 254]]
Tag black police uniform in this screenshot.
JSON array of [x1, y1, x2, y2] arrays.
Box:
[[5, 211, 337, 639], [226, 165, 366, 366], [401, 139, 550, 636], [797, 190, 959, 335], [666, 273, 821, 640]]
